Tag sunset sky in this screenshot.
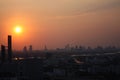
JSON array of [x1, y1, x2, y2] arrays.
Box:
[[0, 0, 120, 50]]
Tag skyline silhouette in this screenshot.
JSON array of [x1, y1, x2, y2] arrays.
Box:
[[0, 35, 120, 80]]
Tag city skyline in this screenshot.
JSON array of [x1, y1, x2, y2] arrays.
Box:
[[0, 0, 120, 50]]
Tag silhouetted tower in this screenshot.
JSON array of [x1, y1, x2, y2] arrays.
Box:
[[23, 46, 27, 52], [75, 45, 78, 49], [1, 45, 6, 63], [29, 45, 32, 52], [8, 35, 12, 62], [44, 45, 48, 51]]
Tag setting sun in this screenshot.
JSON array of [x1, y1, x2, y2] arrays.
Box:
[[15, 26, 22, 33]]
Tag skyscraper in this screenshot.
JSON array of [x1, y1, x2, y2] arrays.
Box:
[[1, 45, 6, 63], [8, 35, 12, 62], [23, 46, 27, 52], [29, 45, 32, 52]]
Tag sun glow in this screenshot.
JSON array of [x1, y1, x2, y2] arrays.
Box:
[[15, 26, 22, 33]]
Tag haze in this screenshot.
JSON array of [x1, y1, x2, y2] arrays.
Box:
[[0, 0, 120, 50]]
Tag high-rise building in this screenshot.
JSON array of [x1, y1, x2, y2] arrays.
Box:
[[23, 46, 27, 52], [29, 45, 32, 52], [8, 35, 12, 62], [1, 45, 6, 63], [44, 45, 47, 51]]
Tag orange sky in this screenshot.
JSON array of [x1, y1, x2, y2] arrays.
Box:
[[0, 0, 120, 50]]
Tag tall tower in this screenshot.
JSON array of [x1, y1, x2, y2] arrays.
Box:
[[1, 45, 6, 63], [44, 45, 47, 51], [23, 46, 27, 52], [8, 35, 12, 62], [29, 45, 32, 52]]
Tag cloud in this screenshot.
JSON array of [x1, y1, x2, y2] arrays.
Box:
[[49, 0, 120, 19]]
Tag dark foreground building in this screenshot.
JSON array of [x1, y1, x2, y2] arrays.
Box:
[[0, 52, 120, 80], [0, 58, 43, 80]]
